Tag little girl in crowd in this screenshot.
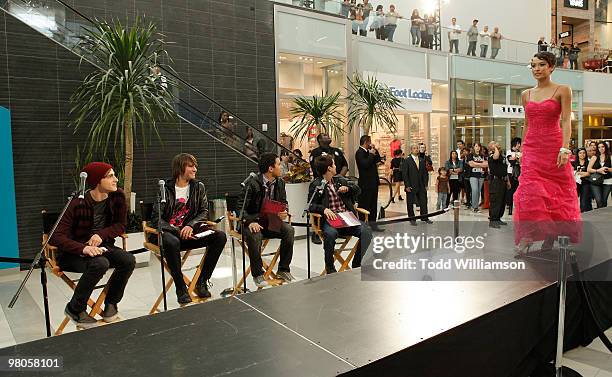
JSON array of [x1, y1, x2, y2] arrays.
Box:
[[436, 167, 450, 210]]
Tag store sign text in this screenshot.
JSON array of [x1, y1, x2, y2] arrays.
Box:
[[389, 87, 433, 101], [493, 104, 525, 119]]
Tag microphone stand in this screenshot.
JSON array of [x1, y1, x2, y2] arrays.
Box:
[[7, 192, 77, 337], [303, 183, 324, 279], [156, 194, 168, 311], [238, 184, 251, 294]]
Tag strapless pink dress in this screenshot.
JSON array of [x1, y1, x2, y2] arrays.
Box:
[[513, 99, 582, 245]]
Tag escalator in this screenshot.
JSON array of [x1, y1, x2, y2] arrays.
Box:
[[0, 0, 304, 166]]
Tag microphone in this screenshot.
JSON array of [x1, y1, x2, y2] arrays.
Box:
[[240, 172, 258, 187], [78, 172, 87, 199], [317, 179, 327, 192], [158, 180, 166, 203]]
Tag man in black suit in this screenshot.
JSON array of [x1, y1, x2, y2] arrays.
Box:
[[355, 135, 382, 229], [401, 144, 433, 225]]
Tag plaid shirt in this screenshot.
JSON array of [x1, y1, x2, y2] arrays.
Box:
[[327, 180, 347, 213]]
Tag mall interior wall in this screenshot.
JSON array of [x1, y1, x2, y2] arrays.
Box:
[[369, 0, 551, 44], [0, 0, 277, 261]]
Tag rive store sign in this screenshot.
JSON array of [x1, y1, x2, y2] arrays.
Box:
[[363, 71, 433, 113]]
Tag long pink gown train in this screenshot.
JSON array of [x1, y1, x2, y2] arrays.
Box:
[[513, 97, 582, 245]]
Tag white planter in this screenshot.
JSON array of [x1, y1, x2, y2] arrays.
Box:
[[285, 182, 311, 237], [115, 232, 150, 267]]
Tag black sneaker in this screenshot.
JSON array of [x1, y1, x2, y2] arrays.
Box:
[[398, 196, 404, 201], [489, 221, 500, 229], [176, 288, 192, 305], [102, 303, 119, 323], [311, 233, 322, 245], [195, 280, 212, 299], [498, 220, 508, 226], [64, 304, 98, 329], [325, 266, 337, 274]]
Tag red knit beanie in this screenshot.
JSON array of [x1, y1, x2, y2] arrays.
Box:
[[82, 162, 113, 189]]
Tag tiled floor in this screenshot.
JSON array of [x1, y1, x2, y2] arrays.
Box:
[[0, 189, 609, 376]]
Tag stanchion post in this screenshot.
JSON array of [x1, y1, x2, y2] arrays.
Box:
[[555, 235, 570, 377], [453, 200, 460, 238]]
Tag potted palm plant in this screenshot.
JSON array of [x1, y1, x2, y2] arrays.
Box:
[[70, 16, 177, 266], [70, 16, 177, 210], [289, 92, 346, 143], [347, 74, 403, 135]]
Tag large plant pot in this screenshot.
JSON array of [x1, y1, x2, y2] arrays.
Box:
[[115, 232, 150, 268], [285, 182, 311, 237]]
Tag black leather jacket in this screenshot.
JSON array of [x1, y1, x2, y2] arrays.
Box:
[[308, 175, 360, 216], [237, 173, 287, 225], [151, 178, 209, 233]]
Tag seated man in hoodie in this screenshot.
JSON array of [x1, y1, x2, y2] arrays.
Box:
[[51, 162, 136, 329], [309, 155, 372, 274]]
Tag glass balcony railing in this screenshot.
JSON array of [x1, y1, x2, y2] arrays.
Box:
[[277, 0, 612, 73], [1, 0, 307, 166]]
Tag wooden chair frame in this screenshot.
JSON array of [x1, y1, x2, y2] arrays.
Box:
[[41, 210, 127, 335], [140, 202, 215, 314], [225, 209, 287, 295], [310, 207, 369, 275]]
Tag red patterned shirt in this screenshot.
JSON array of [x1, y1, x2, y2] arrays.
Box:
[[327, 180, 347, 213]]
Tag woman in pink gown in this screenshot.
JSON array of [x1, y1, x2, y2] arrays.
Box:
[[513, 52, 582, 254]]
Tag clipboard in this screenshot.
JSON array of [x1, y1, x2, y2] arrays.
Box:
[[327, 211, 361, 229]]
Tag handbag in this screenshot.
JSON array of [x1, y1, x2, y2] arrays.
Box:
[[589, 172, 604, 186]]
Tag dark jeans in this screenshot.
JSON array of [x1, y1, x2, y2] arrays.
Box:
[[591, 184, 611, 208], [406, 189, 429, 221], [506, 175, 520, 214], [386, 24, 397, 42], [577, 182, 593, 213], [160, 230, 226, 291], [58, 245, 135, 313], [467, 41, 477, 56], [463, 177, 472, 207], [322, 221, 372, 270], [488, 176, 507, 221], [570, 58, 578, 70], [447, 179, 462, 207], [480, 44, 488, 57], [243, 222, 294, 278], [375, 27, 385, 40], [449, 39, 459, 53]]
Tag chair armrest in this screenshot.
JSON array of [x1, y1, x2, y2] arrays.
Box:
[[143, 225, 159, 236], [311, 213, 322, 219], [355, 207, 370, 216]]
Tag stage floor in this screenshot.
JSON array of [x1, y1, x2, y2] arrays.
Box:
[[1, 209, 611, 376]]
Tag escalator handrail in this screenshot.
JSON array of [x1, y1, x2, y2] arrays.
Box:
[[51, 0, 307, 164]]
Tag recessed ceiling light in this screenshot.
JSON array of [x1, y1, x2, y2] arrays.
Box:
[[317, 61, 323, 64]]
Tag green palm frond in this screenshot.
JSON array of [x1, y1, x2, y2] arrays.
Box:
[[71, 16, 176, 155], [70, 15, 178, 206], [346, 74, 403, 135], [289, 92, 346, 143]]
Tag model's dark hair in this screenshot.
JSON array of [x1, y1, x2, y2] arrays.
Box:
[[449, 149, 459, 161], [533, 51, 556, 67], [258, 153, 278, 174], [393, 149, 403, 157]]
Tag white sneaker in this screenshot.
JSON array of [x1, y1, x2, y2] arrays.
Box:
[[253, 275, 269, 288]]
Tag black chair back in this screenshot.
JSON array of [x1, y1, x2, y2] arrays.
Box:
[[140, 201, 154, 222], [41, 210, 60, 235], [225, 194, 241, 214]]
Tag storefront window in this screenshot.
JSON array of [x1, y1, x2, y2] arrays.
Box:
[[454, 79, 474, 115], [475, 82, 492, 116], [277, 53, 346, 156]]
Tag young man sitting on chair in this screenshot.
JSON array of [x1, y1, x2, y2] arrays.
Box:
[[51, 162, 136, 329], [152, 153, 227, 304], [309, 155, 373, 274], [238, 152, 295, 287]]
